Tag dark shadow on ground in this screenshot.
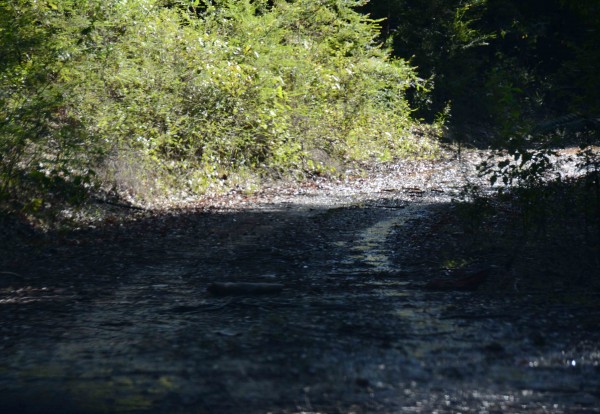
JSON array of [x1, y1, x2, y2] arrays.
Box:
[[1, 196, 599, 413]]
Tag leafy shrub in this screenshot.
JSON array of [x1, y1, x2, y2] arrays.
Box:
[[1, 0, 433, 207], [0, 0, 108, 204]]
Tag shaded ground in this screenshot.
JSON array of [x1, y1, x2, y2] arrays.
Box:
[[1, 152, 599, 413]]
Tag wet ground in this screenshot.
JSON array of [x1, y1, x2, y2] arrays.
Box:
[[1, 152, 599, 413]]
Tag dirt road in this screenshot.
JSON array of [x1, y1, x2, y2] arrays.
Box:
[[1, 153, 599, 413]]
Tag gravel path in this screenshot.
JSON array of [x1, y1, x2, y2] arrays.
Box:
[[1, 151, 598, 413]]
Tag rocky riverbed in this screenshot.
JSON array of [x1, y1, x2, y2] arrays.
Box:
[[1, 150, 599, 413]]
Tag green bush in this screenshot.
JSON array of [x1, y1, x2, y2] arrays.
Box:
[[1, 0, 434, 206], [0, 0, 108, 203]]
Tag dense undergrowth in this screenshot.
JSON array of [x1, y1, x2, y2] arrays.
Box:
[[0, 0, 438, 215], [434, 161, 600, 299]]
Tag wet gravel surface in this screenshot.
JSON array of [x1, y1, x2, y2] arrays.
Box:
[[1, 152, 599, 413]]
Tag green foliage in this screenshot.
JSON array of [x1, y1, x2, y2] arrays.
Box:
[[1, 0, 432, 207], [364, 0, 600, 140], [480, 146, 557, 189], [478, 111, 600, 219], [362, 0, 600, 220], [361, 0, 494, 122], [0, 0, 106, 204]]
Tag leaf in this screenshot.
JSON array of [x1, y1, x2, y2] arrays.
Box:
[[276, 85, 284, 99]]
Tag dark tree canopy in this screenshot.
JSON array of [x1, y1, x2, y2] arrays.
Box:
[[363, 0, 600, 132]]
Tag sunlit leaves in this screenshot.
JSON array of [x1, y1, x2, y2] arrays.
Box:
[[1, 0, 431, 206]]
